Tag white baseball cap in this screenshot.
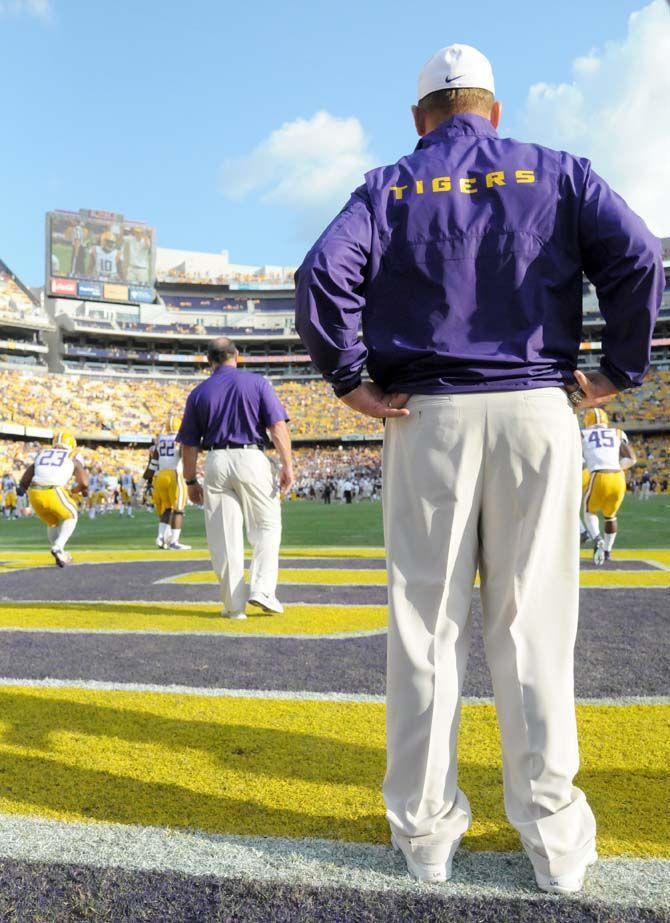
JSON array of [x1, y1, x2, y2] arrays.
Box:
[[417, 44, 495, 102]]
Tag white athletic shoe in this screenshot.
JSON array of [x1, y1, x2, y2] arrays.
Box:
[[391, 834, 460, 883], [593, 538, 605, 566], [156, 538, 166, 549], [51, 548, 72, 568], [247, 592, 284, 614], [535, 848, 598, 894], [168, 541, 192, 551], [221, 610, 247, 620]]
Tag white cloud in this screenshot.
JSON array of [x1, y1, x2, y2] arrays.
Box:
[[521, 0, 670, 236], [219, 110, 375, 239], [0, 0, 52, 20]]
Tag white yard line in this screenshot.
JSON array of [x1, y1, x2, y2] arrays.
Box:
[[0, 677, 666, 706], [0, 814, 665, 909]]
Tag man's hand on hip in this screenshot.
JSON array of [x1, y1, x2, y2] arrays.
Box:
[[569, 370, 619, 409], [339, 382, 410, 419], [187, 482, 204, 506]]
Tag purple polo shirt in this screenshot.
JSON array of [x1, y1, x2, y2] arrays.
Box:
[[177, 366, 288, 448], [295, 114, 663, 396]]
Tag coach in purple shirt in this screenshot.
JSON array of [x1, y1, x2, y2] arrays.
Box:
[[178, 337, 293, 618], [295, 45, 662, 893]]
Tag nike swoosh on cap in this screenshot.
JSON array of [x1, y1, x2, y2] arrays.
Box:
[[445, 75, 465, 84]]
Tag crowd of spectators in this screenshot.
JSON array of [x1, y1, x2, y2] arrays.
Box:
[[0, 370, 384, 438], [0, 433, 667, 503], [1, 368, 669, 444], [607, 371, 670, 424]]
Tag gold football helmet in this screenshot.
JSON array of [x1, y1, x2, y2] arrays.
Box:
[[52, 429, 77, 451], [583, 408, 609, 428]]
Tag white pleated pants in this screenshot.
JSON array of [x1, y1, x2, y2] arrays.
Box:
[[203, 448, 282, 613], [382, 388, 596, 879]]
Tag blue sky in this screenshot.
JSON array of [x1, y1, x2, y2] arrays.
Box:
[[1, 0, 667, 285]]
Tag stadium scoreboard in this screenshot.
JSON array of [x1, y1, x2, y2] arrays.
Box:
[[46, 209, 156, 304]]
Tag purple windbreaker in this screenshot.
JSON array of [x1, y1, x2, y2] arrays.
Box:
[[295, 114, 663, 396]]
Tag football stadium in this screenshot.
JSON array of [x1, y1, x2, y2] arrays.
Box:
[[0, 208, 667, 922]]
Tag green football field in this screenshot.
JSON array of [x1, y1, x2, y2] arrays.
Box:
[[0, 495, 668, 551]]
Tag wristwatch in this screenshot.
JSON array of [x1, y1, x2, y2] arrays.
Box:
[[185, 478, 199, 486], [567, 388, 586, 408]]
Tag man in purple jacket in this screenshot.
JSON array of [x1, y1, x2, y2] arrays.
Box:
[[177, 337, 294, 619], [295, 44, 663, 893]]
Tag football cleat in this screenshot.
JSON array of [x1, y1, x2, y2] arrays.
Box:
[[579, 530, 589, 545], [535, 848, 598, 894], [221, 610, 247, 620], [604, 550, 611, 561], [168, 541, 191, 551], [593, 538, 605, 566], [391, 834, 460, 883], [51, 548, 72, 568], [156, 538, 166, 549], [248, 592, 284, 614]]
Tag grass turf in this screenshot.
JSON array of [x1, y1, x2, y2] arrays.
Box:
[[0, 495, 668, 551], [0, 687, 666, 858], [0, 602, 387, 635]]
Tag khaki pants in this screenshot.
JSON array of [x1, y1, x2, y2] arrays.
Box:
[[382, 389, 596, 879], [204, 449, 282, 613]]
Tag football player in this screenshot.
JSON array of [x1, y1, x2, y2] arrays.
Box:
[[144, 413, 191, 550], [581, 409, 636, 565], [87, 231, 124, 281], [119, 470, 135, 517], [2, 473, 19, 519], [19, 431, 88, 567], [87, 467, 105, 518]]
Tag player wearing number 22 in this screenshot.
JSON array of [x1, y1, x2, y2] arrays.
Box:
[[19, 430, 89, 567], [143, 413, 191, 550], [581, 408, 635, 565]]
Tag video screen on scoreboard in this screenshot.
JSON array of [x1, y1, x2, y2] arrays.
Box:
[[47, 209, 156, 304]]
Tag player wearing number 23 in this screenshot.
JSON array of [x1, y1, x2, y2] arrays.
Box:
[[19, 430, 89, 567]]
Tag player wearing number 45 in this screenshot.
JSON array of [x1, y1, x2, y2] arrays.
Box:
[[19, 430, 88, 567], [581, 408, 635, 565], [143, 413, 192, 550]]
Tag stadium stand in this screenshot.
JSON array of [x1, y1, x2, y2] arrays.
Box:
[[0, 261, 50, 326], [0, 260, 53, 371]]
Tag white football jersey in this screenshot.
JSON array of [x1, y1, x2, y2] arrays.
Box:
[[32, 447, 76, 487], [95, 247, 119, 279], [581, 426, 628, 472], [120, 473, 134, 491], [156, 432, 182, 472]]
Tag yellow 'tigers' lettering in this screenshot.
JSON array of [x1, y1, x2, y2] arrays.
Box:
[[515, 169, 536, 184], [486, 171, 506, 188], [432, 177, 452, 192], [390, 169, 538, 201]]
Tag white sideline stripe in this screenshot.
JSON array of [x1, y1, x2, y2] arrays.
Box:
[[0, 678, 666, 707], [0, 626, 388, 641], [0, 814, 665, 909], [0, 599, 384, 610], [0, 678, 386, 702]]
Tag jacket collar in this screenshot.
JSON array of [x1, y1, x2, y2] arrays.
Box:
[[416, 113, 498, 150]]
